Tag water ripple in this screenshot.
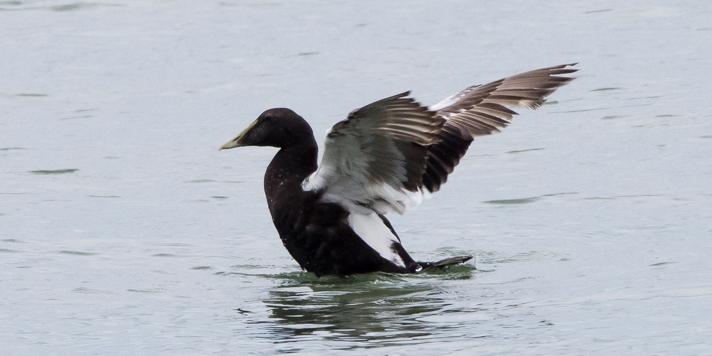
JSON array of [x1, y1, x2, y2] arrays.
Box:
[[30, 169, 79, 175]]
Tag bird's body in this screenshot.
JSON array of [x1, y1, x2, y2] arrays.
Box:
[[221, 64, 577, 276], [257, 114, 420, 275]]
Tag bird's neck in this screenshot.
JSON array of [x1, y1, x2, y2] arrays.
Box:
[[264, 140, 318, 213]]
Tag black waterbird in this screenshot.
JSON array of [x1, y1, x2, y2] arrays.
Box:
[[221, 64, 577, 276]]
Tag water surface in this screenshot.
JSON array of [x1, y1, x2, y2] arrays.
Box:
[[2, 0, 711, 354]]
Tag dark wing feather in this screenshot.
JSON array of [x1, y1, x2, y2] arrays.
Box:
[[422, 125, 473, 192], [423, 63, 577, 192]]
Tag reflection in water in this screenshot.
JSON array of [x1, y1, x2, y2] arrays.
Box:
[[257, 268, 475, 349]]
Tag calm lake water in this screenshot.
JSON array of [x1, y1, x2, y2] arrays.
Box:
[[2, 0, 712, 354]]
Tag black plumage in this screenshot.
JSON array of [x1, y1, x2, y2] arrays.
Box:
[[228, 109, 417, 275]]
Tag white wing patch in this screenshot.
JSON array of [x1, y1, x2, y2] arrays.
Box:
[[301, 92, 442, 215], [347, 212, 405, 268], [428, 85, 478, 111]]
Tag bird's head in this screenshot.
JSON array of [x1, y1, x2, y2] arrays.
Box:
[[220, 108, 314, 150]]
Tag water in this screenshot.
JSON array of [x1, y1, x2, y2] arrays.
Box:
[[2, 0, 712, 354]]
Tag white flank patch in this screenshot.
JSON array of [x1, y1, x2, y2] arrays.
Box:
[[347, 212, 405, 268]]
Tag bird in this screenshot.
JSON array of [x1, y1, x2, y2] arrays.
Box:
[[220, 63, 577, 276]]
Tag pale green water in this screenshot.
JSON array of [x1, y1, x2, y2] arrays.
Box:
[[2, 0, 712, 355]]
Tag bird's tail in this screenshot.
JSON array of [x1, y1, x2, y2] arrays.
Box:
[[418, 255, 473, 270]]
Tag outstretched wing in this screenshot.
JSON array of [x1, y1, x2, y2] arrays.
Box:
[[423, 63, 578, 192], [302, 91, 443, 214], [304, 63, 577, 214]]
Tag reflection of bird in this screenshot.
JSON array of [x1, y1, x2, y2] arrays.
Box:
[[221, 64, 577, 276], [262, 278, 450, 344]]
